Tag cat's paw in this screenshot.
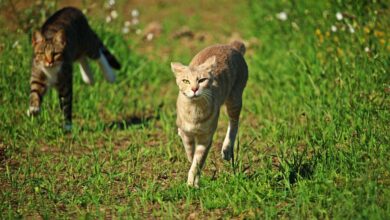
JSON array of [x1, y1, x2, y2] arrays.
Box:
[[63, 122, 72, 133], [187, 178, 199, 188], [27, 106, 40, 117], [187, 172, 200, 188], [221, 147, 233, 161]]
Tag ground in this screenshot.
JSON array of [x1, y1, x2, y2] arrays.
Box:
[[0, 0, 389, 219]]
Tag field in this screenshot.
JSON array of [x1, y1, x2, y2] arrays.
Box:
[[0, 0, 389, 218]]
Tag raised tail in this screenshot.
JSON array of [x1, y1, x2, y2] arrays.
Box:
[[101, 46, 121, 70], [230, 40, 246, 56]]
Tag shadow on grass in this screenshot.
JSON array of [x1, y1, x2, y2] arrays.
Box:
[[105, 103, 163, 130], [0, 144, 7, 164], [288, 162, 315, 184], [281, 152, 317, 185], [105, 115, 157, 130], [242, 150, 317, 186]]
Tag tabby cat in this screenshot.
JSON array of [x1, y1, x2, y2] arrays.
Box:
[[28, 7, 121, 131], [171, 41, 248, 187]]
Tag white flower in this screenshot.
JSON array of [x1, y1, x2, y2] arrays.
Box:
[[12, 40, 19, 48], [124, 21, 131, 27], [364, 47, 370, 53], [336, 12, 343, 20], [146, 33, 154, 41], [331, 25, 337, 32], [106, 16, 112, 23], [110, 10, 118, 19], [135, 29, 142, 35], [108, 0, 115, 6], [122, 27, 129, 34], [131, 18, 139, 25], [276, 11, 288, 21], [131, 9, 139, 17]]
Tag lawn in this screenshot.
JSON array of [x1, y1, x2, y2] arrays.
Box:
[[0, 0, 389, 219]]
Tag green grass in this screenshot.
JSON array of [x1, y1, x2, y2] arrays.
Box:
[[0, 0, 389, 219]]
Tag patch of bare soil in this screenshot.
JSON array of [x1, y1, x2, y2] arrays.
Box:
[[123, 0, 251, 60]]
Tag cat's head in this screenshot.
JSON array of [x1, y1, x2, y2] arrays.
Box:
[[171, 56, 216, 100], [32, 30, 66, 69]]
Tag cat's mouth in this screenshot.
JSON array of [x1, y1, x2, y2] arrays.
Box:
[[44, 62, 62, 68], [40, 62, 62, 70], [41, 63, 63, 77], [184, 92, 203, 100]]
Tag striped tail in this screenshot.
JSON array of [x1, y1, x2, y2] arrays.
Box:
[[230, 40, 246, 56]]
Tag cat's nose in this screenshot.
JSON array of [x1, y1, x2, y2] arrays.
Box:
[[192, 87, 198, 93], [45, 59, 53, 66]]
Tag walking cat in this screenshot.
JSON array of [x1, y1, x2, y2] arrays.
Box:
[[171, 41, 248, 187], [28, 7, 121, 131]]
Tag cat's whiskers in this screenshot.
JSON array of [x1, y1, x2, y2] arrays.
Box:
[[188, 90, 212, 106], [201, 90, 213, 103]]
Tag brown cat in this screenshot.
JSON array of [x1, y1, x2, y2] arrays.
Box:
[[171, 41, 248, 187], [28, 7, 121, 131]]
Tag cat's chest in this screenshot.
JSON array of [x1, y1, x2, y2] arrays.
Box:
[[41, 66, 61, 86], [178, 105, 218, 134]]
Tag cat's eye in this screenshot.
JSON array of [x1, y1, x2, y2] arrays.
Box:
[[182, 79, 190, 84], [198, 78, 208, 83], [53, 52, 62, 58]]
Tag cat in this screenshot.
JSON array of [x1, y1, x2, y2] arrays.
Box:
[[171, 40, 248, 187], [28, 7, 121, 131]]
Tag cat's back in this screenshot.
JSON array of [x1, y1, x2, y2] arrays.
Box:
[[190, 44, 247, 78], [41, 7, 88, 35], [190, 43, 248, 97]]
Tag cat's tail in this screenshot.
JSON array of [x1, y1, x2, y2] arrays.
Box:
[[230, 40, 246, 56]]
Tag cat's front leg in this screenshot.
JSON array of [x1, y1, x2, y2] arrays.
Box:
[[27, 69, 47, 117], [187, 134, 212, 188], [57, 64, 73, 132], [178, 128, 195, 163]]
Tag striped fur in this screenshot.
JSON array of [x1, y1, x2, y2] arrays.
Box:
[[171, 41, 248, 187], [28, 7, 121, 131]]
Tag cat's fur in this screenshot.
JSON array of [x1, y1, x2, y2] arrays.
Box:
[[171, 41, 248, 187], [28, 7, 120, 131]]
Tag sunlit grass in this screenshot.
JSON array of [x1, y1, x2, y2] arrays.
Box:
[[0, 0, 389, 219]]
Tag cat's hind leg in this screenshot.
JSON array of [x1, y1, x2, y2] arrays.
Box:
[[222, 95, 242, 161], [97, 49, 116, 83], [85, 31, 118, 83], [78, 56, 94, 85]]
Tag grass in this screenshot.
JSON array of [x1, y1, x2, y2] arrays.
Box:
[[0, 0, 389, 218]]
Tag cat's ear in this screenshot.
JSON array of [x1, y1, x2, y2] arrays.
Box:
[[32, 31, 44, 45], [171, 62, 188, 77], [54, 30, 66, 47], [199, 56, 217, 75]]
